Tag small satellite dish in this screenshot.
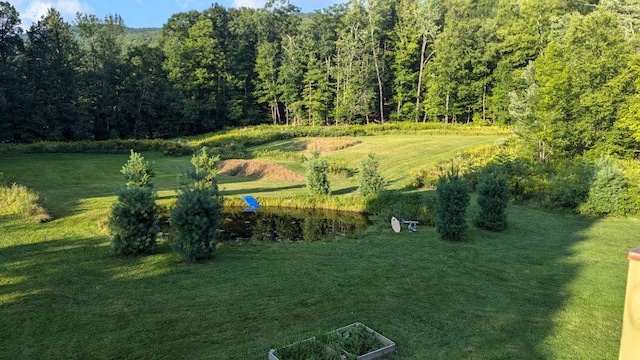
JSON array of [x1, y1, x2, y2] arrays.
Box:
[[241, 195, 260, 212], [391, 216, 401, 233]]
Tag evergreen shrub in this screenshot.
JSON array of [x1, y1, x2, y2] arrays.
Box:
[[186, 147, 220, 189], [579, 157, 629, 215], [109, 151, 159, 256], [169, 147, 224, 262], [358, 153, 385, 197], [305, 149, 331, 195], [121, 150, 155, 188], [109, 186, 159, 255], [474, 173, 510, 231], [436, 170, 470, 241], [169, 188, 223, 261]]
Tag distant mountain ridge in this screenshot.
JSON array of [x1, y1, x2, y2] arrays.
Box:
[[123, 27, 162, 47], [19, 26, 162, 47]]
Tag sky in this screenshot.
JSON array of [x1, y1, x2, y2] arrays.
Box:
[[11, 0, 345, 29]]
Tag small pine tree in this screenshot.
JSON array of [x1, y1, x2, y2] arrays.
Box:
[[305, 149, 331, 195], [169, 147, 224, 262], [109, 186, 160, 255], [579, 157, 628, 215], [169, 188, 223, 261], [358, 153, 385, 197], [474, 173, 510, 232], [109, 151, 159, 255], [187, 147, 220, 191], [121, 150, 155, 188], [436, 170, 470, 241]]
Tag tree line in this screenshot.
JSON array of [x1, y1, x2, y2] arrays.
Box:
[[1, 0, 639, 160]]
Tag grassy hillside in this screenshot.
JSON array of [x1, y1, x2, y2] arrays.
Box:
[[0, 131, 637, 359], [0, 133, 504, 216]]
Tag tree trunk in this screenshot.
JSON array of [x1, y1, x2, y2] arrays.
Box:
[[416, 44, 436, 123], [482, 84, 487, 123], [445, 91, 450, 123], [274, 97, 281, 124], [134, 88, 145, 139], [374, 56, 385, 123], [369, 34, 384, 123], [415, 35, 428, 123], [271, 103, 277, 124], [326, 56, 332, 126]]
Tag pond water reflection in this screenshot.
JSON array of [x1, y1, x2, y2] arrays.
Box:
[[217, 208, 370, 243]]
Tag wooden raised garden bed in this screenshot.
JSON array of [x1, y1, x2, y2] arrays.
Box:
[[269, 322, 396, 360]]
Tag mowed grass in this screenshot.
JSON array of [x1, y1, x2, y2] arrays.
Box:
[[246, 134, 505, 196], [0, 132, 637, 359]]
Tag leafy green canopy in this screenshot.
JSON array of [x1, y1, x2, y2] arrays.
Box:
[[2, 0, 640, 161]]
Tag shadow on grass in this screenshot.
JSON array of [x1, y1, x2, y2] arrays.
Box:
[[0, 235, 194, 358], [355, 189, 597, 359], [221, 184, 305, 196], [0, 237, 137, 305], [0, 214, 18, 223], [0, 203, 602, 359], [332, 186, 358, 195]]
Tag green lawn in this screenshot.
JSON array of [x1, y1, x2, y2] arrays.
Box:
[[0, 133, 637, 359], [250, 134, 503, 193]]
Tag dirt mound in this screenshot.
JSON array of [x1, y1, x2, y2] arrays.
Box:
[[218, 160, 305, 182]]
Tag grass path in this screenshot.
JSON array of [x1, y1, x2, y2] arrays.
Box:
[[0, 132, 637, 359]]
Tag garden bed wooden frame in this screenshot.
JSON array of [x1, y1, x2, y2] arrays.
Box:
[[268, 322, 396, 360]]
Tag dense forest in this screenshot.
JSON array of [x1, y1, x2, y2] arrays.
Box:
[[1, 0, 639, 159]]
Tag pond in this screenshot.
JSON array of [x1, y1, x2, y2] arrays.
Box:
[[217, 208, 370, 243]]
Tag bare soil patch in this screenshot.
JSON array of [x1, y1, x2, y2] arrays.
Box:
[[218, 160, 305, 182]]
